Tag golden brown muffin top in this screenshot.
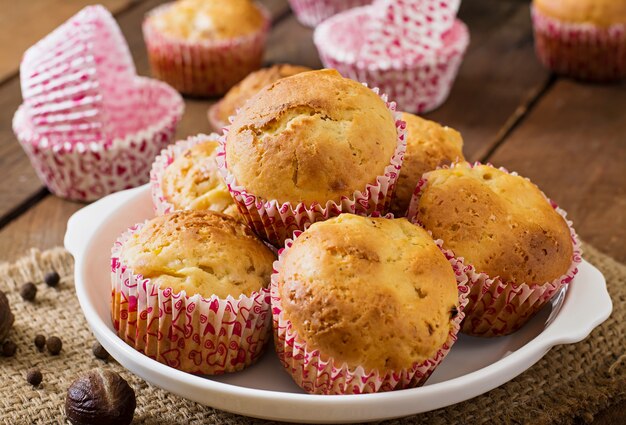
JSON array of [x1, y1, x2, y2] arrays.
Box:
[[533, 0, 626, 27], [121, 210, 276, 299], [415, 162, 573, 285], [150, 0, 266, 41], [391, 112, 464, 217], [225, 69, 398, 205], [277, 214, 459, 372], [215, 64, 312, 125], [161, 139, 240, 219]]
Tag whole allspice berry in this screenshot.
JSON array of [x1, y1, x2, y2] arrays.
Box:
[[92, 342, 109, 361], [20, 282, 37, 302], [46, 336, 62, 355], [65, 369, 136, 425], [34, 335, 46, 352], [0, 290, 14, 341], [44, 271, 60, 287], [26, 368, 43, 386], [2, 340, 17, 357]]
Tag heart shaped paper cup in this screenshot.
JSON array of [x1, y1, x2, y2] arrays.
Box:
[[13, 77, 184, 202], [20, 5, 136, 142], [288, 0, 372, 28], [314, 7, 469, 113], [111, 222, 272, 374]]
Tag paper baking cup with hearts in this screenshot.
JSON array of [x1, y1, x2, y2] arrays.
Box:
[[20, 5, 136, 142], [142, 2, 270, 97], [216, 88, 407, 247], [314, 6, 469, 113], [111, 222, 272, 374], [13, 77, 184, 202], [288, 0, 372, 28], [406, 163, 582, 337], [271, 232, 470, 394], [531, 5, 626, 82]]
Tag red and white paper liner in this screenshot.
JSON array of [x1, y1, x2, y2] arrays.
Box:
[[207, 100, 228, 132], [531, 6, 626, 82], [314, 7, 469, 113], [20, 5, 136, 142], [406, 163, 583, 337], [288, 0, 372, 28], [13, 77, 184, 202], [142, 2, 271, 97], [150, 133, 223, 215], [271, 231, 470, 395], [217, 88, 407, 247], [111, 223, 272, 375]]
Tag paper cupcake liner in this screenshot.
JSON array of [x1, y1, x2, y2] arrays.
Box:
[[20, 5, 136, 140], [207, 100, 229, 132], [288, 0, 372, 28], [314, 7, 469, 113], [271, 232, 470, 395], [216, 87, 407, 247], [142, 2, 270, 97], [111, 223, 272, 375], [406, 162, 583, 337], [531, 6, 626, 82], [13, 77, 184, 202]]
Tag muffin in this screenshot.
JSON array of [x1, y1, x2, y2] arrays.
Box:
[[111, 210, 276, 374], [531, 0, 626, 82], [208, 64, 312, 130], [408, 162, 581, 337], [272, 214, 467, 394], [150, 133, 240, 219], [218, 69, 406, 246], [390, 113, 464, 217], [288, 0, 372, 28], [143, 0, 270, 96]]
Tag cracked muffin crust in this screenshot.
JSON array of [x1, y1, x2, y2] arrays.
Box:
[[120, 210, 276, 299], [276, 214, 459, 371], [225, 69, 398, 205], [414, 162, 573, 285]]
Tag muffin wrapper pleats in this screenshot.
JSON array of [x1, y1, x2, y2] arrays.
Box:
[[406, 162, 583, 337], [111, 223, 272, 375], [217, 87, 407, 247], [150, 133, 222, 215], [20, 5, 136, 141], [288, 0, 373, 28], [12, 77, 183, 202], [207, 101, 228, 132], [531, 5, 626, 82], [271, 233, 470, 395], [142, 2, 270, 97], [314, 8, 469, 113]]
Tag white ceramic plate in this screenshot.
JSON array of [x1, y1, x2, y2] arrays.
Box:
[[64, 185, 612, 424]]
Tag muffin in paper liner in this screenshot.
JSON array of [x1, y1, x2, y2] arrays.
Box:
[[288, 0, 372, 28], [406, 163, 583, 337], [271, 231, 470, 395], [111, 222, 272, 375], [142, 2, 271, 97], [314, 6, 469, 114], [216, 88, 407, 247], [20, 5, 136, 142], [13, 77, 184, 202], [531, 5, 626, 82]]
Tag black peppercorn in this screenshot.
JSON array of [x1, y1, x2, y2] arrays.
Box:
[[92, 342, 109, 361], [20, 282, 37, 301], [34, 334, 46, 352], [44, 271, 60, 287], [2, 340, 16, 357], [450, 306, 459, 319], [26, 368, 42, 386], [47, 336, 62, 355]]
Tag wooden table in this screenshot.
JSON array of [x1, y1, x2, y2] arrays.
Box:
[[0, 0, 623, 422]]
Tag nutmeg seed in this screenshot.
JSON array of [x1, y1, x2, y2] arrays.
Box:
[[20, 282, 37, 302], [0, 290, 14, 342], [65, 369, 136, 425]]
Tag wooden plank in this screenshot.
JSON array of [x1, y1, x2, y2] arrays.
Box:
[[486, 80, 626, 262], [0, 0, 289, 224], [0, 0, 139, 84]]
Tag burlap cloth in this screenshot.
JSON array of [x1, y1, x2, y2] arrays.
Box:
[[0, 244, 624, 425]]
